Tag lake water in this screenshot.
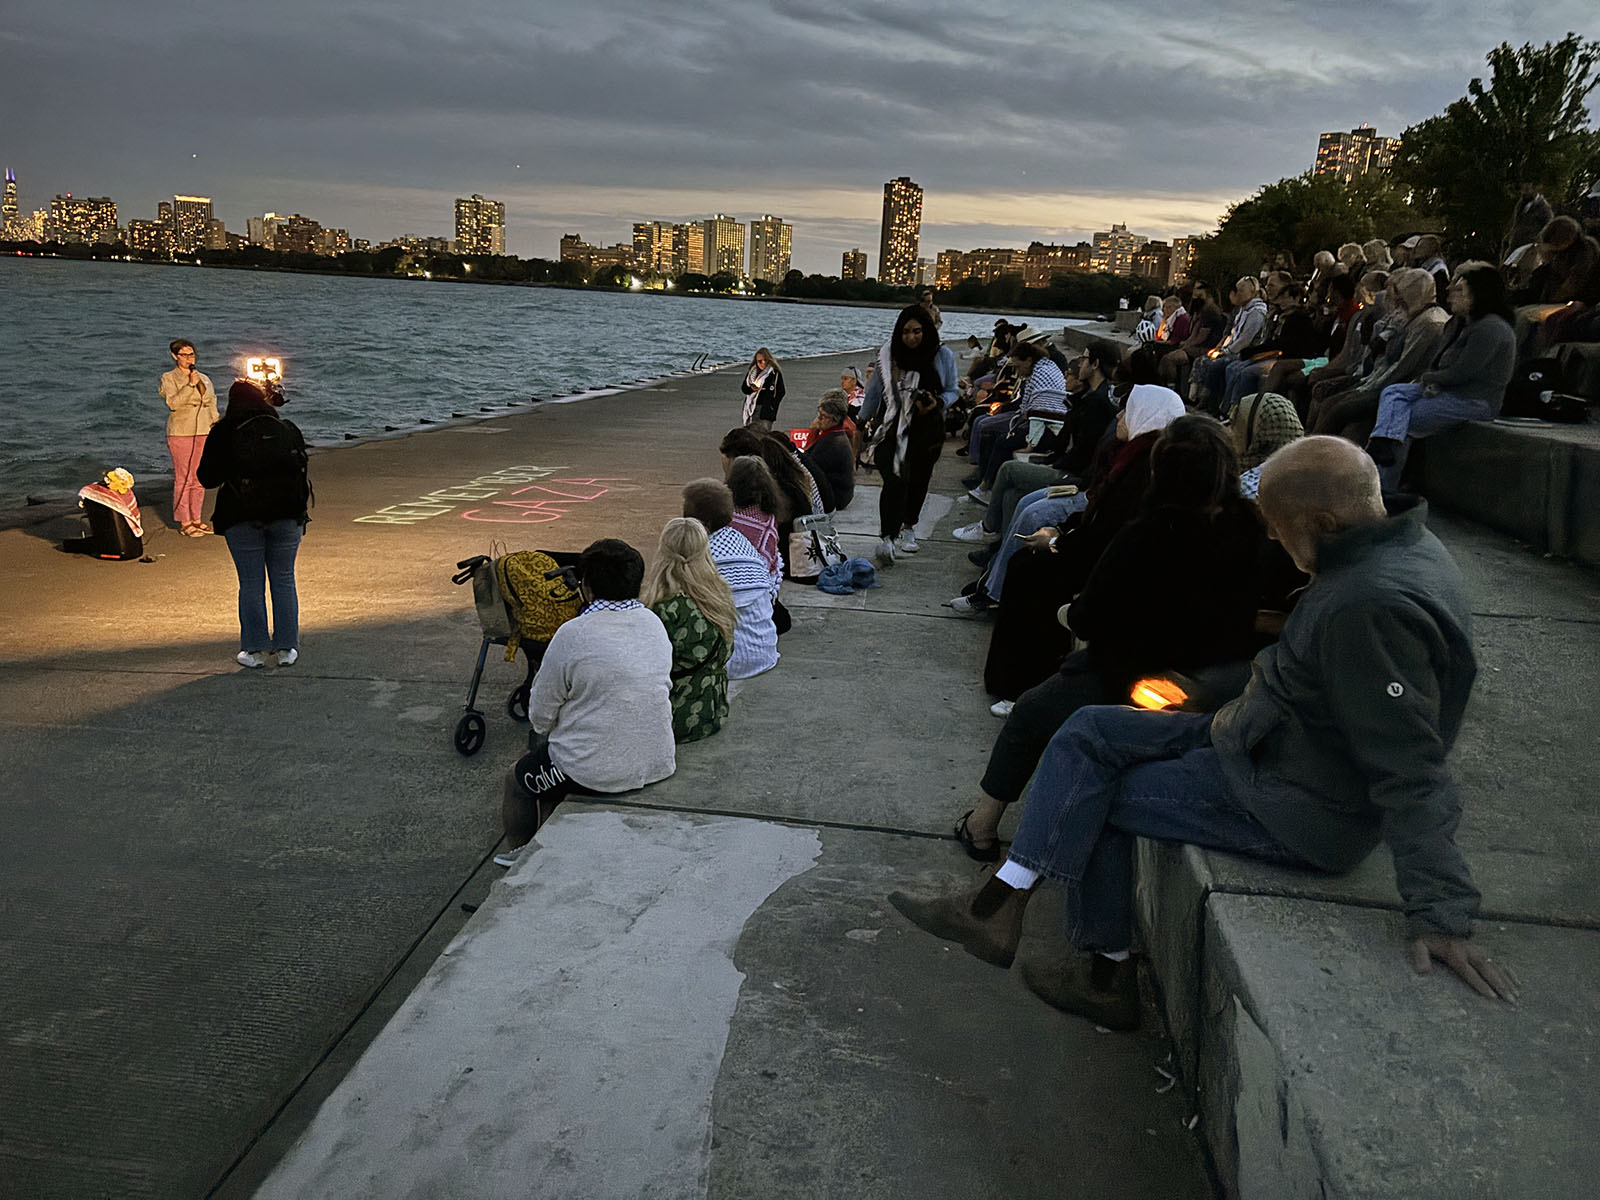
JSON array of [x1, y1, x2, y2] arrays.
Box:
[[0, 258, 1067, 508]]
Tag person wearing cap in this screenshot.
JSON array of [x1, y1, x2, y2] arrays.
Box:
[[803, 391, 856, 511], [494, 538, 675, 868]]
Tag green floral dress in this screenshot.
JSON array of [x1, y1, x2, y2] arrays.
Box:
[[652, 595, 731, 742]]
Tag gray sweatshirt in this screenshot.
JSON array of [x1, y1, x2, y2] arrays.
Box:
[[1210, 498, 1481, 938], [529, 607, 676, 793], [1419, 314, 1516, 412]]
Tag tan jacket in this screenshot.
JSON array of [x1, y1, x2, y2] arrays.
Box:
[[159, 365, 221, 437]]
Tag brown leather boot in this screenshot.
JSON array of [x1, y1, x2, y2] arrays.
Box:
[[1018, 949, 1141, 1030], [888, 876, 1032, 968]]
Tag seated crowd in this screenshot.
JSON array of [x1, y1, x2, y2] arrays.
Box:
[[495, 384, 863, 867], [863, 244, 1554, 1027], [491, 234, 1577, 1022]]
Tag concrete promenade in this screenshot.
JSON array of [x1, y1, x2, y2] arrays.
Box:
[[0, 349, 1211, 1198]]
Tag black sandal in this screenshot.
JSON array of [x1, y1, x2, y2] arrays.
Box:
[[953, 809, 1001, 863]]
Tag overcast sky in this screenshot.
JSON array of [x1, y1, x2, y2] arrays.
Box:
[[5, 2, 1595, 273]]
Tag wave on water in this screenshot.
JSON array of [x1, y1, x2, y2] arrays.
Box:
[[0, 258, 1072, 506]]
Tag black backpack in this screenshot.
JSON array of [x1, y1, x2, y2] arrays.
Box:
[[231, 414, 311, 511], [1500, 358, 1588, 422]]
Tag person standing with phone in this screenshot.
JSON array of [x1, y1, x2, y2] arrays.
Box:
[[159, 338, 220, 537]]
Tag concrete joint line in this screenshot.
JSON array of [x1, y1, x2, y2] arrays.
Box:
[[1198, 880, 1600, 933]]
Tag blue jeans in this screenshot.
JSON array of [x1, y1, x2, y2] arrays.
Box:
[[1220, 359, 1267, 417], [983, 488, 1088, 599], [224, 519, 303, 652], [966, 411, 1011, 473], [1369, 383, 1498, 489], [1007, 706, 1308, 951]]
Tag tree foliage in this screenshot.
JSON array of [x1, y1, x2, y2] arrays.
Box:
[[1392, 34, 1600, 258], [1190, 171, 1417, 287]]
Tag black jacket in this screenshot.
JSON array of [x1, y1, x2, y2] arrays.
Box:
[[1067, 498, 1263, 694], [196, 408, 311, 533], [802, 428, 854, 512], [742, 369, 786, 423]]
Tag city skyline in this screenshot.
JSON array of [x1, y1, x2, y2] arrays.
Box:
[[7, 2, 1589, 275]]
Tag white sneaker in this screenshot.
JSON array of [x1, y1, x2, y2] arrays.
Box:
[[894, 529, 920, 554], [875, 537, 896, 567], [968, 486, 992, 503], [492, 843, 526, 868], [990, 699, 1015, 718], [952, 521, 995, 543], [276, 648, 299, 667], [236, 651, 266, 669]]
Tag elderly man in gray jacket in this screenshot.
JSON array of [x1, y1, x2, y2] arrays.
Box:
[[892, 436, 1516, 1029]]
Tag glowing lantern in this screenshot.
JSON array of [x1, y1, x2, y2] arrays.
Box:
[[1130, 677, 1188, 711]]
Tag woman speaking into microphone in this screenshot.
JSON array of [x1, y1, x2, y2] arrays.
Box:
[[158, 338, 220, 537]]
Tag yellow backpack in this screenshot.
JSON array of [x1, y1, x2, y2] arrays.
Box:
[[495, 550, 582, 661]]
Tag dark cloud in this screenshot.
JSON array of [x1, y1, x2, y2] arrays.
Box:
[[4, 1, 1594, 271]]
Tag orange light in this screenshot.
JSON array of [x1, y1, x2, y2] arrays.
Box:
[[989, 401, 1003, 414], [1130, 677, 1188, 710]]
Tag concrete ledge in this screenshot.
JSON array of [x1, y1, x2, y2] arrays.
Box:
[[1137, 851, 1600, 1198], [1417, 420, 1600, 567]]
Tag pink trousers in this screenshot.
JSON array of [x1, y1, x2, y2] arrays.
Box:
[[167, 434, 208, 525]]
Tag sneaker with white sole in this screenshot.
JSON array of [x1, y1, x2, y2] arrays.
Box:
[[952, 521, 996, 543], [276, 648, 298, 667], [236, 651, 266, 669], [990, 699, 1016, 717], [968, 486, 993, 503], [492, 843, 526, 868], [946, 592, 995, 615], [875, 537, 896, 567], [894, 529, 919, 554]]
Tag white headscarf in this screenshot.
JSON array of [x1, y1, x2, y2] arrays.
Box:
[[1123, 384, 1186, 440]]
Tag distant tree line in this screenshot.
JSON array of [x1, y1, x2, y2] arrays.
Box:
[[1, 237, 1160, 315]]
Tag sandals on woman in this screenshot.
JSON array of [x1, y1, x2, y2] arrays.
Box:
[[181, 521, 212, 537], [953, 809, 1002, 863]]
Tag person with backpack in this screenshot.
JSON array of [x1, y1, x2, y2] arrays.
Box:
[[197, 379, 312, 669]]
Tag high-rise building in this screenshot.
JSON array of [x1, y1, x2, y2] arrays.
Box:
[[680, 223, 707, 275], [1314, 125, 1400, 182], [559, 233, 634, 272], [2, 169, 17, 236], [1168, 236, 1200, 286], [273, 214, 324, 255], [878, 177, 922, 286], [172, 195, 213, 253], [633, 221, 680, 273], [1089, 223, 1148, 275], [934, 247, 1025, 288], [749, 215, 793, 282], [1130, 241, 1172, 284], [46, 194, 118, 244], [703, 214, 746, 278], [1022, 241, 1093, 287], [127, 219, 173, 256], [455, 194, 506, 255], [841, 248, 867, 280]]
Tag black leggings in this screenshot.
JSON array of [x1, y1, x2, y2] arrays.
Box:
[[502, 743, 587, 845], [874, 433, 941, 539], [980, 651, 1116, 805]]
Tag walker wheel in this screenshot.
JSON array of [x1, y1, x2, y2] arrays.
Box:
[[507, 687, 530, 722], [453, 712, 487, 756]]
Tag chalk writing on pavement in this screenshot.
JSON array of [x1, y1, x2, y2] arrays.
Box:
[[460, 478, 638, 524], [352, 465, 565, 524]]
